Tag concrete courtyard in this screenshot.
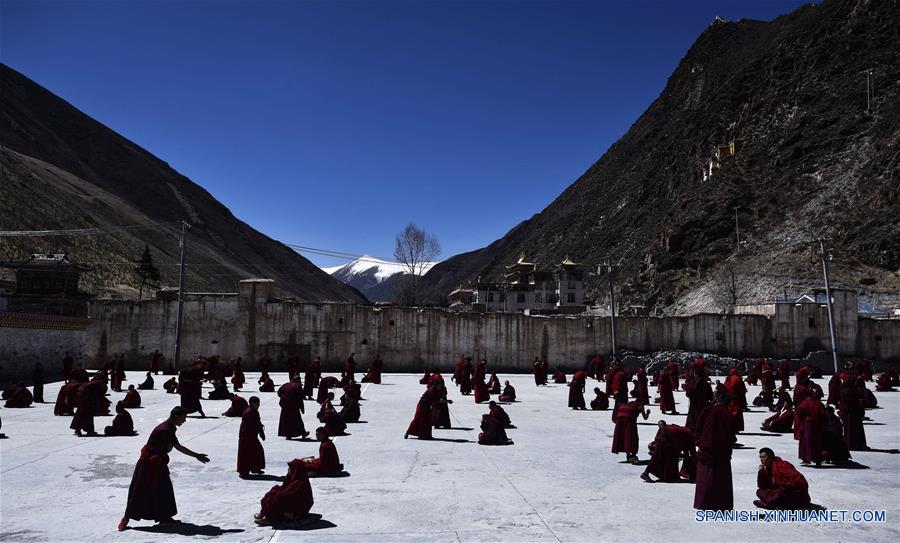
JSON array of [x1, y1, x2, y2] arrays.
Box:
[[1, 371, 898, 542]]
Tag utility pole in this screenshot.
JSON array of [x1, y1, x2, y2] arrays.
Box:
[[734, 206, 741, 254], [817, 238, 839, 374], [600, 262, 617, 357], [173, 221, 189, 369]]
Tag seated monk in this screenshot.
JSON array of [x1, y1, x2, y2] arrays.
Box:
[[761, 406, 794, 433], [875, 373, 894, 392], [487, 373, 501, 395], [754, 447, 811, 510], [478, 412, 512, 445], [122, 385, 142, 408], [339, 394, 360, 423], [208, 377, 231, 400], [862, 386, 878, 409], [317, 393, 347, 436], [4, 383, 34, 408], [823, 406, 852, 464], [223, 394, 249, 417], [641, 421, 695, 483], [302, 427, 343, 476], [137, 372, 154, 390], [104, 401, 136, 436], [488, 401, 512, 428], [254, 459, 314, 526], [163, 377, 178, 394], [553, 368, 567, 384], [590, 387, 610, 410], [498, 381, 516, 402], [259, 373, 275, 393]]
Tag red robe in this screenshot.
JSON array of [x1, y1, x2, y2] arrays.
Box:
[[237, 407, 265, 475], [406, 388, 435, 439], [658, 372, 675, 413], [124, 420, 179, 521], [224, 395, 249, 417], [568, 371, 586, 409], [646, 423, 695, 481], [724, 370, 746, 432], [105, 411, 135, 436], [756, 457, 811, 509], [123, 389, 142, 408], [693, 404, 735, 511], [306, 440, 342, 474], [797, 397, 825, 463], [277, 382, 307, 438], [4, 386, 33, 408], [260, 459, 314, 520], [362, 357, 383, 384], [611, 401, 642, 454], [634, 368, 649, 404]]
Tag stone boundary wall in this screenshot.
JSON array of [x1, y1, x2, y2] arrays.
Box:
[[0, 312, 91, 383]]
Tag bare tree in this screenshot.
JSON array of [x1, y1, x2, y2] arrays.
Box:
[[709, 263, 747, 313], [393, 222, 441, 306]]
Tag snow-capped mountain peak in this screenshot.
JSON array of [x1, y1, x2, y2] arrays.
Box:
[[322, 256, 440, 302]]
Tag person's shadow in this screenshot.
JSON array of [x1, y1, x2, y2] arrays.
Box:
[[810, 461, 870, 470], [131, 522, 243, 536], [270, 513, 336, 531], [244, 474, 286, 482]]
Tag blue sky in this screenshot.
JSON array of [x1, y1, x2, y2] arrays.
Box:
[[1, 0, 811, 269]]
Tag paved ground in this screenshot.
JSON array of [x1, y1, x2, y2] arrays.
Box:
[[1, 371, 898, 542]]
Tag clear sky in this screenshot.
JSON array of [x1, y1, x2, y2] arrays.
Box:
[[1, 0, 811, 269]]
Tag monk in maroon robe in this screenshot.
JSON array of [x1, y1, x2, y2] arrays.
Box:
[[31, 363, 45, 403], [685, 366, 712, 433], [255, 459, 314, 525], [361, 354, 383, 384], [163, 377, 178, 394], [498, 381, 516, 402], [611, 400, 649, 463], [823, 406, 852, 464], [105, 401, 136, 436], [590, 387, 610, 410], [223, 394, 249, 417], [4, 383, 33, 408], [658, 369, 677, 414], [259, 372, 275, 392], [487, 373, 501, 395], [150, 350, 161, 374], [119, 407, 209, 531], [62, 352, 74, 383], [553, 368, 567, 384], [754, 448, 811, 509], [342, 353, 356, 385], [405, 387, 436, 439], [633, 367, 649, 404], [232, 360, 246, 391], [122, 385, 142, 408], [568, 370, 587, 409], [431, 381, 452, 429], [317, 393, 346, 436], [237, 396, 266, 478], [532, 357, 547, 386], [303, 427, 344, 476], [693, 392, 736, 511], [875, 372, 894, 391], [724, 368, 747, 432], [54, 381, 80, 415], [277, 377, 309, 439], [71, 379, 104, 436], [419, 371, 432, 385], [489, 401, 512, 428], [839, 375, 868, 450], [778, 359, 792, 390], [316, 375, 339, 404], [177, 369, 205, 417], [797, 389, 826, 465], [303, 357, 321, 399], [642, 421, 695, 482], [459, 357, 474, 394]]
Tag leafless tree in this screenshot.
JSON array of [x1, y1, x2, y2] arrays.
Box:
[[709, 263, 747, 313], [393, 222, 440, 306]]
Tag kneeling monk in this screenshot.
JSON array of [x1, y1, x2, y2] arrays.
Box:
[[255, 459, 314, 525]]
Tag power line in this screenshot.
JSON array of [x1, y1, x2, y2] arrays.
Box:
[[0, 221, 183, 237]]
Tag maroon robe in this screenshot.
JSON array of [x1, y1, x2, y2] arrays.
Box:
[[260, 459, 314, 520], [634, 368, 650, 404], [498, 384, 516, 403], [761, 407, 794, 433], [693, 404, 735, 511], [277, 382, 307, 438], [406, 388, 435, 439], [306, 439, 342, 474], [568, 371, 587, 409], [533, 359, 547, 386], [237, 407, 265, 475], [756, 457, 810, 509], [259, 376, 275, 392], [4, 386, 33, 408], [646, 424, 695, 481], [839, 377, 867, 450], [223, 395, 249, 417], [105, 410, 135, 436], [724, 370, 746, 433], [150, 351, 161, 374], [71, 381, 104, 433], [611, 401, 642, 454], [124, 420, 179, 521], [304, 360, 321, 399], [473, 377, 490, 404], [658, 372, 676, 413], [797, 397, 826, 463], [362, 356, 383, 384], [231, 363, 246, 390], [123, 389, 142, 408]]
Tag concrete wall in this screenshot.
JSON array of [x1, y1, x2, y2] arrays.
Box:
[[0, 312, 91, 384], [79, 285, 900, 373]]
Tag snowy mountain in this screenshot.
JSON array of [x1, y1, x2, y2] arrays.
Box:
[[324, 256, 439, 303]]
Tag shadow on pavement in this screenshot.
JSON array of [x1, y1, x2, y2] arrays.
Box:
[[131, 522, 243, 536]]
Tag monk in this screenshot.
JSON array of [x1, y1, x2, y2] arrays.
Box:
[[419, 370, 432, 385], [754, 368, 776, 407], [32, 362, 45, 403], [498, 381, 516, 402], [431, 381, 452, 429], [150, 350, 161, 374], [259, 372, 275, 392], [123, 385, 142, 408], [685, 364, 712, 433], [611, 400, 649, 464], [693, 391, 736, 511], [642, 421, 696, 482], [875, 372, 894, 392], [478, 411, 512, 446], [254, 459, 314, 526], [361, 354, 383, 384], [71, 379, 105, 436], [473, 360, 490, 403], [316, 392, 346, 436], [553, 368, 567, 384], [54, 380, 80, 415], [754, 447, 811, 509], [316, 376, 340, 404], [778, 359, 792, 390], [304, 357, 321, 400], [135, 371, 152, 390], [232, 359, 246, 391], [633, 367, 650, 404], [489, 400, 513, 428], [839, 375, 867, 450], [258, 352, 272, 374], [105, 401, 136, 436], [118, 406, 210, 530], [405, 386, 436, 440], [657, 366, 677, 414], [303, 427, 343, 476], [459, 357, 473, 395], [223, 394, 249, 417], [342, 353, 356, 385], [112, 356, 126, 392], [237, 396, 266, 478], [611, 365, 629, 413], [178, 369, 205, 418], [277, 376, 308, 439], [339, 391, 361, 424], [208, 377, 230, 400], [724, 367, 747, 432], [797, 388, 826, 465], [487, 373, 501, 395], [532, 356, 547, 386], [4, 383, 33, 408], [590, 387, 609, 410], [568, 370, 587, 410]]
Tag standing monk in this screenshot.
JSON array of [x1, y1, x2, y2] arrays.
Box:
[[237, 396, 266, 478], [611, 400, 649, 463], [693, 392, 736, 511], [118, 406, 210, 531], [303, 357, 321, 400], [278, 376, 309, 440], [569, 370, 587, 410], [177, 369, 205, 418], [778, 359, 792, 390], [405, 386, 436, 440], [32, 362, 45, 403], [724, 367, 747, 433], [532, 356, 547, 386], [634, 367, 650, 404], [150, 350, 161, 375], [473, 360, 490, 403], [685, 365, 712, 433], [232, 359, 246, 391], [62, 352, 74, 383], [658, 367, 677, 414], [839, 375, 867, 451]]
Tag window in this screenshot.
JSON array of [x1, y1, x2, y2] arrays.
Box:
[[568, 280, 576, 289], [488, 292, 494, 302], [517, 292, 525, 303], [534, 293, 543, 303], [567, 292, 576, 303], [808, 317, 815, 329]]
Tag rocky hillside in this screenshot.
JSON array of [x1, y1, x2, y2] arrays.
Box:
[[421, 0, 900, 313], [0, 64, 367, 303]]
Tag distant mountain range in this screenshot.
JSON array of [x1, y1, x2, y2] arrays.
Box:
[[323, 256, 439, 303], [0, 63, 366, 303]]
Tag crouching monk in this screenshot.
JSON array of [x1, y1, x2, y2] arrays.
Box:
[[118, 406, 210, 531], [255, 459, 314, 526], [754, 447, 811, 510]]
